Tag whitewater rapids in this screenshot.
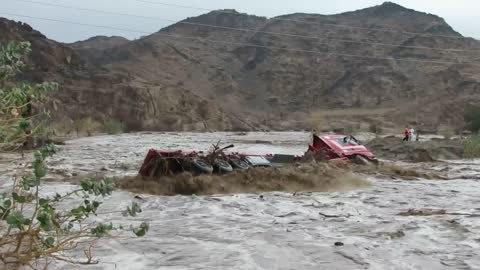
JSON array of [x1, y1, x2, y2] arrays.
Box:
[[1, 132, 479, 270]]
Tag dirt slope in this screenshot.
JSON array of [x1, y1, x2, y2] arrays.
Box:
[[0, 19, 253, 133]]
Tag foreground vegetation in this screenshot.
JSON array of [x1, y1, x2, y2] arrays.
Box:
[[0, 41, 147, 268], [0, 41, 57, 150]]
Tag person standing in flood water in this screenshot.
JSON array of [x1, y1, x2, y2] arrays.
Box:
[[409, 127, 415, 141], [403, 127, 410, 141]]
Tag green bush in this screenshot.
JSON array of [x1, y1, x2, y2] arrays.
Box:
[[75, 117, 101, 136], [464, 105, 480, 133], [103, 119, 125, 135], [463, 137, 480, 159], [0, 41, 146, 268], [1, 145, 148, 267], [0, 41, 57, 150]]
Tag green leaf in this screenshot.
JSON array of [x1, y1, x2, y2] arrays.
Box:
[[80, 181, 90, 192], [70, 205, 87, 220], [53, 193, 62, 201], [133, 222, 149, 237], [24, 218, 31, 225], [37, 203, 57, 231], [6, 211, 29, 230], [91, 223, 114, 237], [124, 202, 142, 217], [80, 178, 114, 197], [21, 175, 38, 190], [33, 157, 47, 180], [44, 236, 55, 247], [133, 228, 146, 237], [133, 228, 147, 237], [40, 144, 56, 158], [37, 211, 53, 231], [2, 199, 12, 209], [16, 119, 30, 130], [63, 222, 74, 232], [12, 192, 26, 203], [39, 198, 49, 206]]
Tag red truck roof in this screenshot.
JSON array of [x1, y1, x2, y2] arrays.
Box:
[[311, 134, 375, 159]]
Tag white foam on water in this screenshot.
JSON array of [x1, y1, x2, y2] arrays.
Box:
[[43, 176, 480, 270]]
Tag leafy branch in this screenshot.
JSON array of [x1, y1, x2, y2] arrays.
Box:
[[0, 41, 148, 269]]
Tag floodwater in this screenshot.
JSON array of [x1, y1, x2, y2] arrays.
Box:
[[46, 132, 312, 178], [1, 132, 480, 270]]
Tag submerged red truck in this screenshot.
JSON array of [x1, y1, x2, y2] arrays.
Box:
[[306, 134, 377, 165], [139, 134, 377, 177]]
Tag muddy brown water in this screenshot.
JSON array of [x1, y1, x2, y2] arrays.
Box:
[[118, 163, 370, 196], [1, 132, 480, 270]]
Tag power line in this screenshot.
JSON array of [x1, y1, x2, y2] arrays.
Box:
[[135, 0, 475, 41], [11, 0, 480, 54], [2, 12, 480, 67], [4, 13, 151, 34]]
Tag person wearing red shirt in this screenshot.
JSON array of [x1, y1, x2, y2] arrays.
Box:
[[403, 128, 410, 141]]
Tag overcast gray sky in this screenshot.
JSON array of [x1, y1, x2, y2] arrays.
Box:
[[1, 0, 478, 42]]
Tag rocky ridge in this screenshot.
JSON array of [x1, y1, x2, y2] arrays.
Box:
[[1, 2, 479, 132]]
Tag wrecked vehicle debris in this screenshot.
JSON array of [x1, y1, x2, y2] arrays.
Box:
[[305, 134, 378, 165], [138, 134, 378, 177]]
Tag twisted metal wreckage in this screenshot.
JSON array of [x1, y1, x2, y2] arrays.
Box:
[[139, 134, 378, 177]]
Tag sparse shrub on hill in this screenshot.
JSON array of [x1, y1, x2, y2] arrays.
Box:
[[463, 137, 480, 159], [464, 105, 480, 133], [75, 117, 101, 136], [103, 119, 125, 135]]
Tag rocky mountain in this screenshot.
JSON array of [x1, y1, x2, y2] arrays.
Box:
[[0, 18, 251, 134], [2, 2, 480, 133], [69, 35, 129, 64]]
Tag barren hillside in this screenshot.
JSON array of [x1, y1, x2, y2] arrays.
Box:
[[0, 18, 253, 133], [2, 2, 479, 132]]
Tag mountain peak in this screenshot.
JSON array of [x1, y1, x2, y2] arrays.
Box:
[[334, 1, 417, 18], [373, 1, 411, 13], [380, 1, 407, 9]]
